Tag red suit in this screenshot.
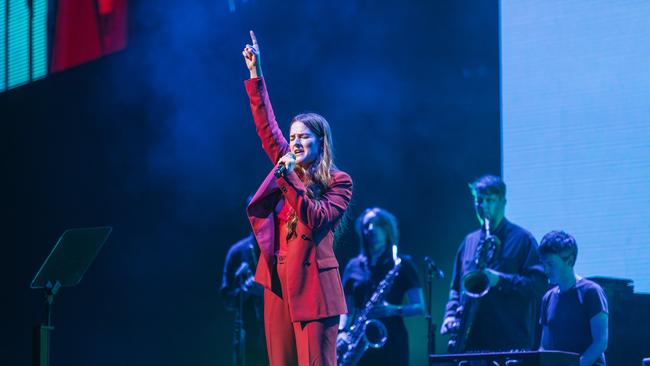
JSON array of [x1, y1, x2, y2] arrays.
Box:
[[245, 77, 351, 365]]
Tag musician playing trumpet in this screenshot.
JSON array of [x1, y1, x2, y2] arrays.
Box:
[[441, 175, 547, 351], [339, 207, 425, 365]]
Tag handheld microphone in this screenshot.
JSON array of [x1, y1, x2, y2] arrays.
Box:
[[424, 256, 444, 279], [274, 153, 297, 178]]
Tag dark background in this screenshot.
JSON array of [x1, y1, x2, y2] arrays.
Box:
[[1, 1, 500, 365]]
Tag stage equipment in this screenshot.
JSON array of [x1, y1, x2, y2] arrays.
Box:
[[31, 227, 112, 366]]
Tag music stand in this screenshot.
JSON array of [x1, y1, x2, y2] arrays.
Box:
[[30, 226, 112, 366]]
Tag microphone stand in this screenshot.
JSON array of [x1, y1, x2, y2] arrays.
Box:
[[426, 264, 435, 356], [424, 257, 444, 356]]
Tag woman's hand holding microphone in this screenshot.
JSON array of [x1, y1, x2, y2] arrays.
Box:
[[275, 152, 296, 178]]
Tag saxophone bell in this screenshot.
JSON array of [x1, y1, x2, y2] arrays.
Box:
[[337, 248, 402, 366], [362, 319, 388, 348], [461, 270, 490, 298]]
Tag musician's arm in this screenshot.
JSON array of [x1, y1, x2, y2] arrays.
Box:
[[441, 242, 465, 334], [394, 259, 425, 317], [489, 268, 547, 296], [339, 295, 356, 330], [539, 325, 550, 350], [398, 287, 425, 317], [489, 235, 548, 298], [580, 312, 608, 366], [447, 241, 466, 309], [340, 260, 357, 331]]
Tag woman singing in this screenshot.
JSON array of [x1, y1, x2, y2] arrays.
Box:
[[242, 31, 353, 366]]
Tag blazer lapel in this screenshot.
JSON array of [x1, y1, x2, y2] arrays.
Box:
[[247, 169, 282, 267]]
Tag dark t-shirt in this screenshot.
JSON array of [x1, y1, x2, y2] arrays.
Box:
[[541, 278, 608, 366], [342, 254, 421, 365]]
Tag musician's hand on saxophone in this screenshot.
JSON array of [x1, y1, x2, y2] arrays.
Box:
[[483, 268, 501, 288], [440, 316, 460, 335], [336, 331, 351, 348], [368, 300, 400, 318]]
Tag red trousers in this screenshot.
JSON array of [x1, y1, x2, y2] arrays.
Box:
[[263, 257, 339, 366]]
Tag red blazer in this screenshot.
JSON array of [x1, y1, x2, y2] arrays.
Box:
[[245, 77, 352, 322]]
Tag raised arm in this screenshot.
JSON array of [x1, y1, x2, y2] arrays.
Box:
[[243, 31, 289, 164]]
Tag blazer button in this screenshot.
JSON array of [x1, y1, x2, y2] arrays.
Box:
[[301, 234, 311, 241], [280, 186, 288, 193]]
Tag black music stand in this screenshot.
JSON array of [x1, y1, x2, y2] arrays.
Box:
[[30, 226, 112, 366]]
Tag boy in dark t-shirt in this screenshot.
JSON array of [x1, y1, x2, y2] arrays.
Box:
[[538, 231, 608, 366]]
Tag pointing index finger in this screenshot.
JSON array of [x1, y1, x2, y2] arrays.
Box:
[[250, 30, 258, 46]]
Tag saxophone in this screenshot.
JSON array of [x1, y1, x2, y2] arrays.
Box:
[[337, 247, 402, 366], [448, 218, 499, 353]]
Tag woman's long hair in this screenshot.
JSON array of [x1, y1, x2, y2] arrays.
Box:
[[292, 112, 336, 189], [285, 113, 340, 239], [355, 207, 399, 260]]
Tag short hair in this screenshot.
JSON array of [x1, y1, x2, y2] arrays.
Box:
[[355, 207, 399, 256], [469, 175, 506, 198], [539, 230, 578, 266]]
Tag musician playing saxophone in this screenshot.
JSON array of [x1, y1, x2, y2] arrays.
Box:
[[339, 207, 425, 366], [441, 175, 547, 351]]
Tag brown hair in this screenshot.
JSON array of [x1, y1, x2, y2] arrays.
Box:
[[285, 113, 338, 239], [355, 207, 399, 258], [539, 230, 578, 267], [469, 175, 507, 198]]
